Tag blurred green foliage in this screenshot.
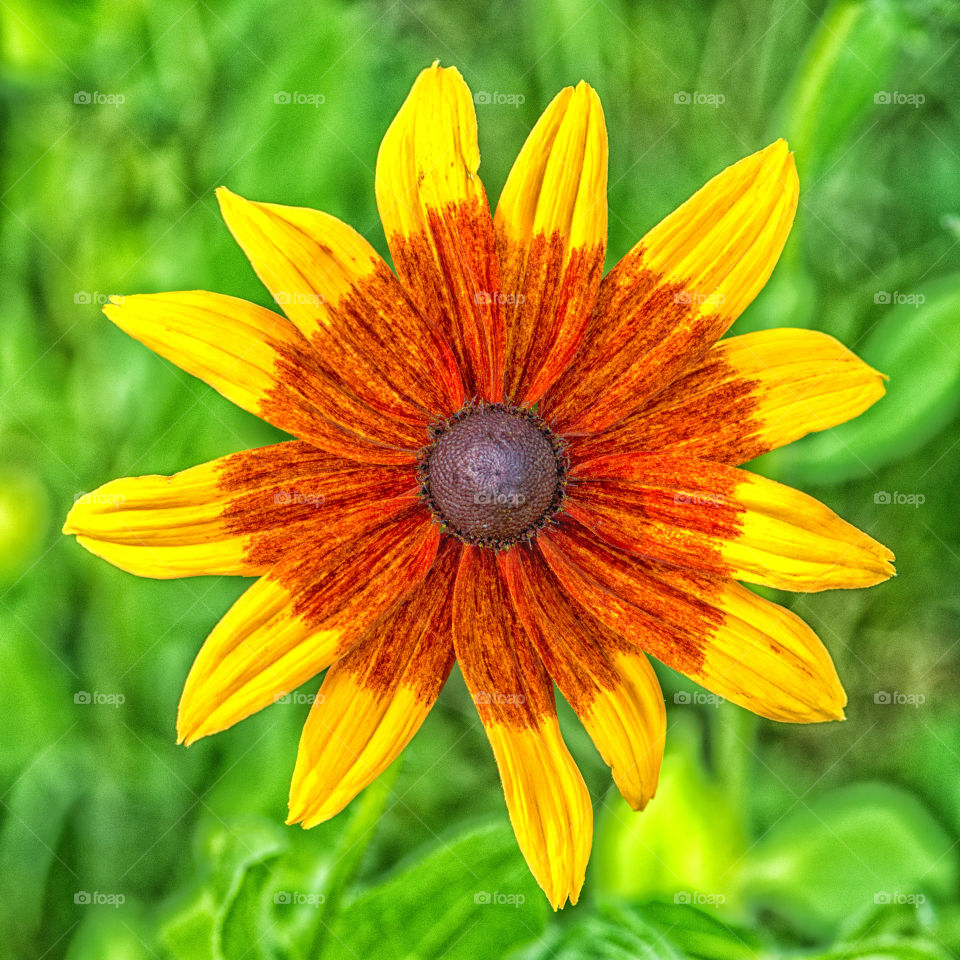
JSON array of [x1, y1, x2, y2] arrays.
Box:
[[2, 0, 960, 957]]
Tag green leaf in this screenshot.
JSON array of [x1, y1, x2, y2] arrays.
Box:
[[510, 898, 761, 960], [160, 817, 288, 960], [324, 822, 548, 960], [635, 901, 762, 959], [160, 895, 218, 960], [220, 861, 284, 960], [740, 782, 958, 937], [509, 900, 685, 960], [810, 935, 954, 960], [0, 746, 83, 957], [778, 0, 906, 181], [297, 758, 399, 959]]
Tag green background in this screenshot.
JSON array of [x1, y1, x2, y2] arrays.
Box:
[[2, 0, 960, 956]]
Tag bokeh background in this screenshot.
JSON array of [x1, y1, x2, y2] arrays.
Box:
[[3, 0, 960, 956]]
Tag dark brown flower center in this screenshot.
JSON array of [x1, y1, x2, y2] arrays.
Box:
[[419, 402, 566, 549]]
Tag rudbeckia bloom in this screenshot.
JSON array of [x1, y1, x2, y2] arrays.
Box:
[[64, 62, 894, 908]]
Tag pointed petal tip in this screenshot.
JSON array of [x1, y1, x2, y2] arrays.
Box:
[[549, 879, 583, 910], [215, 185, 246, 217], [176, 694, 215, 746], [175, 716, 201, 747], [284, 802, 327, 830]]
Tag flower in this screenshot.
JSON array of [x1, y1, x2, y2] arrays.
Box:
[[63, 62, 894, 909]]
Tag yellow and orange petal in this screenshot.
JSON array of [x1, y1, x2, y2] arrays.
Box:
[[178, 505, 439, 744], [495, 81, 608, 404], [103, 291, 421, 464], [217, 188, 464, 419], [63, 441, 415, 579], [545, 139, 799, 433], [288, 539, 459, 827], [376, 62, 505, 401], [540, 521, 847, 723], [572, 328, 887, 465], [567, 452, 894, 592], [502, 545, 665, 809], [453, 548, 592, 909]]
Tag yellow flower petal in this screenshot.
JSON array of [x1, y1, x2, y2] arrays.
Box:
[[721, 470, 895, 590], [699, 580, 847, 722], [177, 575, 341, 745], [643, 139, 797, 318], [218, 186, 466, 421], [540, 524, 847, 723], [104, 290, 429, 464], [495, 81, 608, 403], [452, 548, 591, 909], [587, 648, 666, 806], [695, 329, 887, 456], [63, 458, 257, 579], [569, 453, 895, 592], [375, 62, 504, 399], [103, 290, 304, 424], [547, 139, 799, 432], [216, 188, 376, 339], [178, 508, 440, 744], [288, 541, 458, 827], [485, 720, 593, 910], [63, 442, 415, 581], [575, 328, 886, 465], [501, 546, 664, 810]]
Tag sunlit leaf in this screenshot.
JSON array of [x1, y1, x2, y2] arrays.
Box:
[[740, 782, 958, 937]]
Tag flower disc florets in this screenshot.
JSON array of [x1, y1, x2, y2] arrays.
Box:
[[419, 401, 567, 549]]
